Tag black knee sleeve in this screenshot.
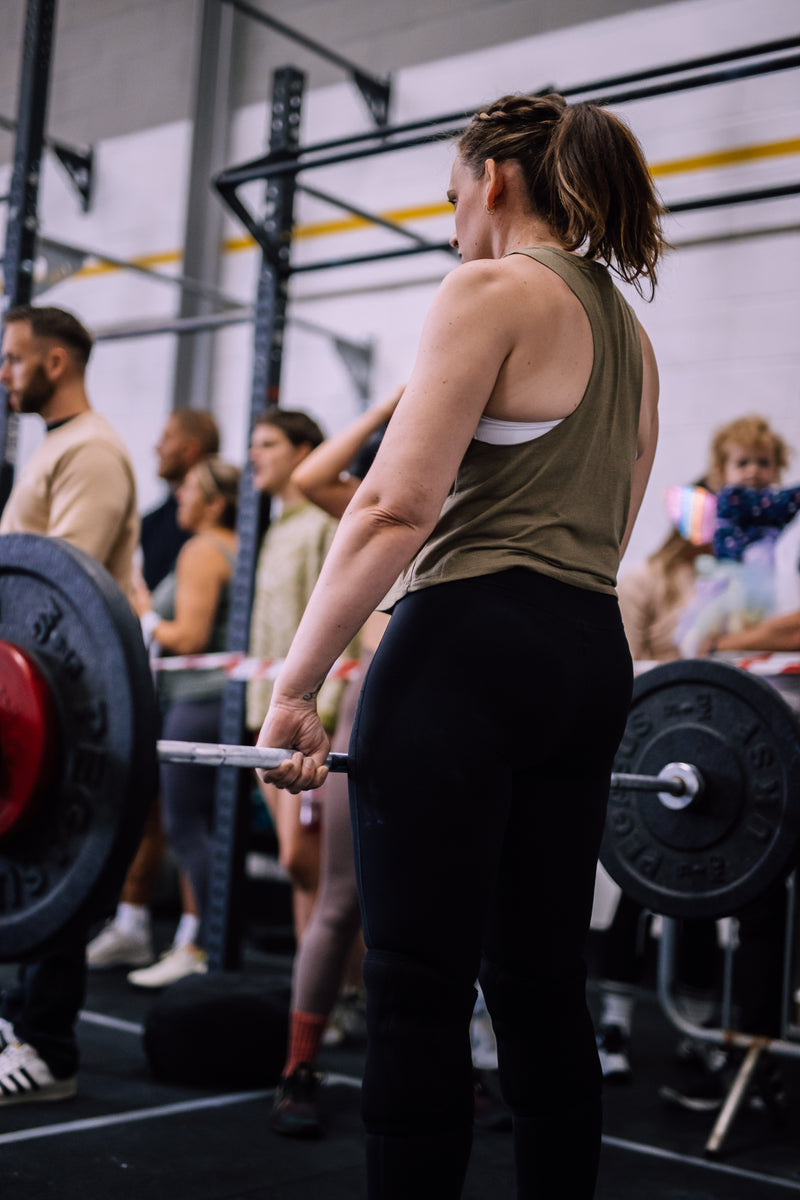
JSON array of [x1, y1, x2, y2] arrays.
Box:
[[361, 949, 476, 1134], [480, 956, 600, 1113]]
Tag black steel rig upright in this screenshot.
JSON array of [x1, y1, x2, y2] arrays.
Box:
[[0, 0, 57, 513], [204, 67, 306, 971]]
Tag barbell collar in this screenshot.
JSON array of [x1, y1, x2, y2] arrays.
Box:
[[656, 762, 703, 810], [156, 740, 351, 773], [610, 763, 702, 803]]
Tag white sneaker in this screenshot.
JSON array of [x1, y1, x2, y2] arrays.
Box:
[[127, 944, 207, 989], [0, 1017, 15, 1050], [0, 1039, 76, 1105], [322, 985, 367, 1047], [86, 920, 154, 969], [596, 1024, 632, 1083]]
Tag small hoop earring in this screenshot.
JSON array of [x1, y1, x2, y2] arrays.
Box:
[[484, 203, 495, 215]]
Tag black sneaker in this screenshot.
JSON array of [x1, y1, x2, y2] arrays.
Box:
[[752, 1056, 789, 1122], [472, 1068, 512, 1132], [659, 1046, 731, 1113], [596, 1024, 632, 1084], [674, 1036, 705, 1068], [271, 1063, 324, 1138]]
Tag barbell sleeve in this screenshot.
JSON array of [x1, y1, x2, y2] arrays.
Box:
[[157, 740, 351, 773], [611, 771, 685, 796]]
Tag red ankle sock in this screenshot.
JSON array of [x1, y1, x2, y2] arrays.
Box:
[[283, 1011, 327, 1077]]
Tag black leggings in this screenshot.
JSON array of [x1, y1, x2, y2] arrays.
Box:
[[348, 568, 633, 1199], [160, 697, 222, 947]]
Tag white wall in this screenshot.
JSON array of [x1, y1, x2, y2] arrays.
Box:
[[2, 0, 799, 555]]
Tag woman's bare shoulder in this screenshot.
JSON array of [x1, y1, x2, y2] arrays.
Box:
[[177, 532, 233, 574], [430, 257, 548, 329], [436, 257, 517, 299]]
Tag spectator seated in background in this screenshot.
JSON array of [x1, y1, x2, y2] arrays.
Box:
[[695, 478, 800, 656], [675, 483, 800, 656], [595, 413, 793, 1112]]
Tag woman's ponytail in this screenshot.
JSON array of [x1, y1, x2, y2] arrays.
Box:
[[544, 102, 667, 295]]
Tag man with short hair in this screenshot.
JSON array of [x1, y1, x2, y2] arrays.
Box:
[[141, 408, 220, 590], [0, 304, 139, 1105], [0, 305, 138, 581]]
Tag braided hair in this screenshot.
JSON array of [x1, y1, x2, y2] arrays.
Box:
[[457, 93, 668, 296]]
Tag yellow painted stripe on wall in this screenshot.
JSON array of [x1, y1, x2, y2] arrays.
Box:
[[77, 248, 186, 279], [71, 135, 800, 279], [649, 136, 800, 178]]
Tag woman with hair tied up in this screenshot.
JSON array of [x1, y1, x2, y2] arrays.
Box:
[[257, 92, 666, 1198], [128, 456, 240, 986]]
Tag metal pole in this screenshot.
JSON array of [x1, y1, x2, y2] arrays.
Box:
[[221, 0, 390, 125], [205, 66, 306, 973], [704, 1043, 765, 1158], [0, 0, 57, 513], [171, 0, 235, 413]]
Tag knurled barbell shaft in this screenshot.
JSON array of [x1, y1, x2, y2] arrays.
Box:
[[157, 740, 692, 795], [157, 740, 350, 772]]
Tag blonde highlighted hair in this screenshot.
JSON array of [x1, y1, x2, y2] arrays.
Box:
[[457, 93, 668, 296], [705, 415, 791, 492], [191, 456, 241, 530]]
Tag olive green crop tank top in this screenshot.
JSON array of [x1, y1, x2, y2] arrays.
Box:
[[382, 246, 643, 605]]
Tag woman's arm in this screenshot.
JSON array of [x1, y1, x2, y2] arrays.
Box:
[[279, 265, 511, 688], [619, 323, 659, 560], [257, 262, 514, 785], [147, 538, 231, 655], [291, 385, 404, 519], [711, 609, 800, 653]]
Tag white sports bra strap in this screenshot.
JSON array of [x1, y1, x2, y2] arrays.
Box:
[[473, 414, 564, 445]]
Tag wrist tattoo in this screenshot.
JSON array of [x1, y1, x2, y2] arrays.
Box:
[[302, 680, 325, 702]]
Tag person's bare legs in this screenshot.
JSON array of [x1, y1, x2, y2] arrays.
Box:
[[257, 779, 320, 941], [121, 796, 165, 906], [87, 795, 163, 968]]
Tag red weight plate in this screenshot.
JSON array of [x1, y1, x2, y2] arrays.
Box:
[[0, 640, 56, 840], [0, 534, 159, 962]]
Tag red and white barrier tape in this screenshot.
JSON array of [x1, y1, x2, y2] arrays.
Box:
[[152, 651, 800, 682], [721, 653, 800, 677], [150, 653, 361, 683], [634, 653, 800, 678]]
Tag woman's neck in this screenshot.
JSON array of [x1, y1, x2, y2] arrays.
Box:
[[493, 211, 568, 260], [193, 517, 234, 538]]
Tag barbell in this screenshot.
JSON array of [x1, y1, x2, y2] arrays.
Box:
[[1, 533, 799, 963]]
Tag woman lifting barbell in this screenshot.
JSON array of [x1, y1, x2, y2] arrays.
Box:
[[255, 92, 665, 1199]]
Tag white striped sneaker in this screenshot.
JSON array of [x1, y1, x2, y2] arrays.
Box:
[[0, 1039, 77, 1105], [0, 1017, 15, 1050], [127, 943, 207, 989]]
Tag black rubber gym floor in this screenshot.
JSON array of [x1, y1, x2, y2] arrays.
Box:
[[2, 915, 800, 1199]]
